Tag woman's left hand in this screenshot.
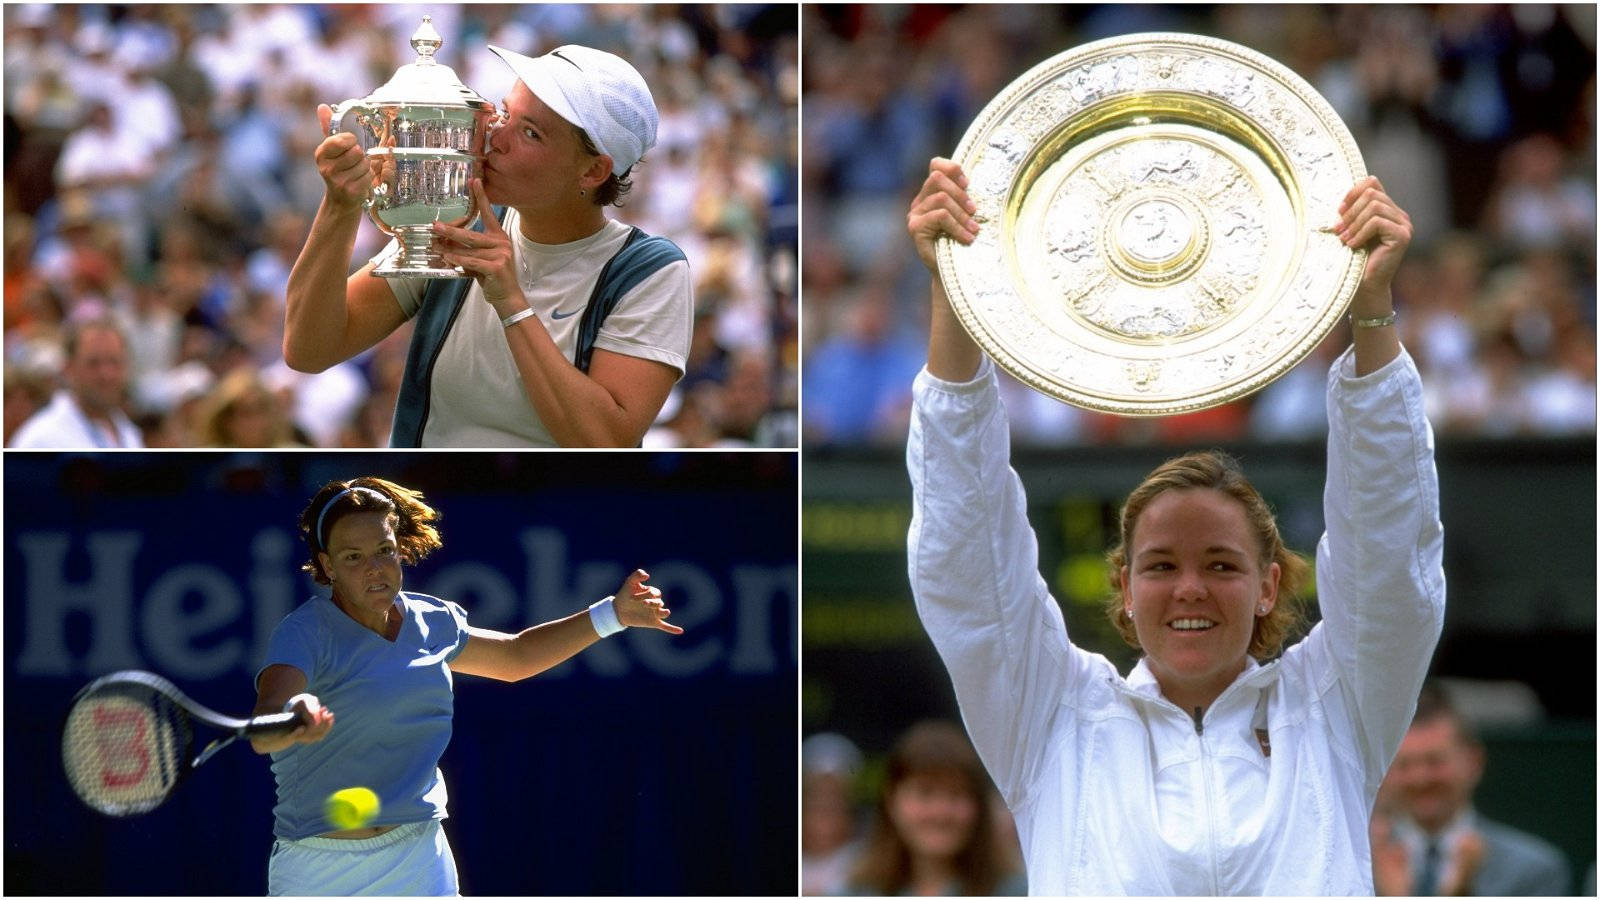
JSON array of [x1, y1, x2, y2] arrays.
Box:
[[433, 178, 525, 316], [611, 569, 684, 635], [1336, 176, 1412, 302]]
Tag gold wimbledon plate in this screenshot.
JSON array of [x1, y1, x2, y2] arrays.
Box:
[[937, 32, 1366, 416]]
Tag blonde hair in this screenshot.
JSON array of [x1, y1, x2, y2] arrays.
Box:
[[195, 368, 291, 447], [1105, 450, 1310, 660]]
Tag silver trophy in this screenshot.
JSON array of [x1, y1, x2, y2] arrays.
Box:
[[328, 16, 497, 278]]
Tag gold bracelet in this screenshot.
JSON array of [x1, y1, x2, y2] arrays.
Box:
[[1350, 311, 1397, 329]]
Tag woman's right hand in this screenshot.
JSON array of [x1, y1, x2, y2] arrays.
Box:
[[315, 104, 373, 212], [285, 693, 335, 746], [911, 157, 985, 381], [907, 157, 980, 273]]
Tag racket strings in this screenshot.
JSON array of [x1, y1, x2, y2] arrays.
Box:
[[62, 683, 192, 816]]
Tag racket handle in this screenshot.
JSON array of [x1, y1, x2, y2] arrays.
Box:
[[245, 711, 303, 735]]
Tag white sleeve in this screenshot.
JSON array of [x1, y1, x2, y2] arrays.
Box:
[[1299, 345, 1446, 785], [591, 259, 693, 376], [906, 359, 1098, 808]]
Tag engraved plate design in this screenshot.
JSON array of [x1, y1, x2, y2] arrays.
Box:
[[937, 32, 1366, 416]]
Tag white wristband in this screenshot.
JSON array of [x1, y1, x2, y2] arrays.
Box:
[[501, 307, 536, 328], [588, 596, 625, 638], [283, 693, 316, 714]]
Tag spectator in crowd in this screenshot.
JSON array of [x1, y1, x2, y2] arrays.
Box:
[[1370, 682, 1571, 896], [3, 213, 46, 333], [1482, 133, 1596, 253], [801, 732, 866, 897], [4, 365, 55, 444], [709, 349, 786, 446], [53, 99, 153, 265], [3, 4, 796, 447], [803, 277, 924, 446], [245, 209, 309, 313], [194, 367, 302, 448], [643, 383, 726, 449], [9, 315, 142, 447], [845, 720, 1025, 896]]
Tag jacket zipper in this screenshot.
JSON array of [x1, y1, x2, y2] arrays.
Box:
[[1108, 670, 1279, 894], [1193, 705, 1222, 895]]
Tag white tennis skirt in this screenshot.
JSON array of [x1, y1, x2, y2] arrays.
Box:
[[267, 819, 459, 896]]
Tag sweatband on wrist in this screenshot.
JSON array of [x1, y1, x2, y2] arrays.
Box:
[[588, 596, 625, 638], [501, 307, 536, 328]]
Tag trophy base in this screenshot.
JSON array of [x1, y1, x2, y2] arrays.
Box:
[[373, 226, 470, 279], [372, 263, 470, 279]]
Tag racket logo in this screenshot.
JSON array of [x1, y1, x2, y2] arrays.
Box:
[[92, 704, 152, 788]]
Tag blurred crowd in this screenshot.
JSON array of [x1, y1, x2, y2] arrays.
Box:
[[802, 4, 1596, 447], [802, 723, 1026, 897], [5, 3, 798, 447]]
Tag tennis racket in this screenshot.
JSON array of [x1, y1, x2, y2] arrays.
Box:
[[61, 670, 300, 817]]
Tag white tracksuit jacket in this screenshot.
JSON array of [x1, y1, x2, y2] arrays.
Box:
[[907, 347, 1446, 895]]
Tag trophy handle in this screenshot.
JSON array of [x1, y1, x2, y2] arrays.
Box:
[[324, 100, 381, 213], [326, 100, 363, 137]]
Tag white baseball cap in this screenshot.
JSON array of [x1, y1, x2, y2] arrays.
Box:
[[488, 44, 659, 175]]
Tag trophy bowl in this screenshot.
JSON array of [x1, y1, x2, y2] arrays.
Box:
[[329, 16, 497, 278], [937, 32, 1367, 416]]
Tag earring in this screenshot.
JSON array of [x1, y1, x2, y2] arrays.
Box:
[[1257, 605, 1267, 615], [1124, 608, 1133, 619], [579, 188, 587, 197]]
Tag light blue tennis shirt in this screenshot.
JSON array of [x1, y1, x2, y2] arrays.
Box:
[[257, 591, 471, 840]]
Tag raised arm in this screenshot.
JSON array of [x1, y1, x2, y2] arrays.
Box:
[[1338, 176, 1409, 376], [282, 104, 409, 373], [905, 158, 1094, 807], [449, 569, 681, 682], [1306, 178, 1444, 780], [908, 157, 983, 383]]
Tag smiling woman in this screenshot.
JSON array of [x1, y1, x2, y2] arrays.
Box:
[[252, 476, 681, 895], [907, 160, 1445, 894], [1105, 451, 1313, 714]]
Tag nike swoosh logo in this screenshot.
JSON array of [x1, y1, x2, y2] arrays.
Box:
[[550, 308, 582, 320]]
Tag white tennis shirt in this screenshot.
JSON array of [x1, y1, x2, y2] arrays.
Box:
[[375, 212, 692, 447]]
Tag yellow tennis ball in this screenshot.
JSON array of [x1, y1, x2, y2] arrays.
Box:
[[325, 787, 380, 829]]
